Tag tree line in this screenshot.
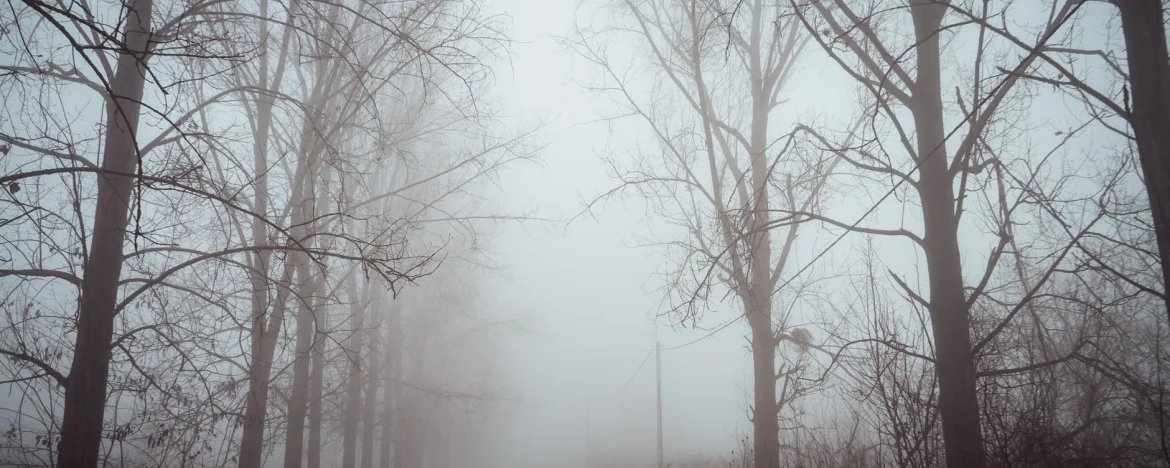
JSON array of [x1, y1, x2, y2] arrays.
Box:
[[570, 0, 1170, 467], [0, 0, 536, 466]]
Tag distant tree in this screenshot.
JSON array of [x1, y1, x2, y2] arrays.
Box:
[[0, 0, 533, 466]]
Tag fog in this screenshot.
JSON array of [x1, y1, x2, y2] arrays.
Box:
[[476, 2, 847, 465], [1, 0, 1168, 468]]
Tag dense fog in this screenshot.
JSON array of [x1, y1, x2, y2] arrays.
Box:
[[2, 0, 1168, 468]]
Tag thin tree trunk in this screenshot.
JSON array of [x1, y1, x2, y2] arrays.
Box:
[[909, 2, 985, 468], [394, 402, 407, 468], [239, 262, 293, 468], [55, 0, 153, 465], [239, 175, 313, 468], [1115, 0, 1170, 324], [394, 383, 408, 468], [361, 293, 382, 468], [399, 294, 422, 468], [306, 165, 335, 468], [343, 274, 367, 468], [237, 0, 295, 463], [379, 362, 394, 468], [379, 300, 399, 468], [245, 137, 314, 468], [282, 258, 314, 468], [306, 298, 327, 468], [282, 79, 332, 468]]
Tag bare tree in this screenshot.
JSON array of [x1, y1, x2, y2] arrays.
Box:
[[567, 1, 843, 466], [784, 2, 1102, 467], [0, 0, 532, 465]]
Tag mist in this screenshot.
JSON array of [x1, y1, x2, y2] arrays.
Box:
[[1, 0, 1168, 468]]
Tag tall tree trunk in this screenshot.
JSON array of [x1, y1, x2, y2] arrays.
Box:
[[745, 1, 779, 464], [305, 166, 334, 468], [343, 274, 367, 468], [242, 136, 313, 468], [306, 298, 327, 468], [237, 0, 294, 463], [380, 300, 399, 468], [909, 2, 985, 468], [394, 396, 408, 468], [402, 407, 424, 468], [282, 87, 331, 468], [55, 0, 153, 465], [239, 263, 292, 468], [1115, 0, 1170, 323], [398, 290, 428, 468], [282, 261, 314, 468], [361, 294, 382, 468], [747, 295, 779, 468], [379, 359, 395, 468]]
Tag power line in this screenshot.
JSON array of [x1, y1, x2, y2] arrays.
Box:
[[597, 347, 654, 401], [660, 317, 740, 351]]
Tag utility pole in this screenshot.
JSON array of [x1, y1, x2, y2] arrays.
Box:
[[656, 341, 663, 468]]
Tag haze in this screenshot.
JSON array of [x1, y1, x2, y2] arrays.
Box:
[[1, 1, 1168, 468]]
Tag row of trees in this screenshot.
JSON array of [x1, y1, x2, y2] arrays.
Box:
[[575, 0, 1170, 467], [0, 0, 534, 466]]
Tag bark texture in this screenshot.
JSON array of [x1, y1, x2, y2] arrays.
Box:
[[909, 2, 986, 468], [1115, 0, 1170, 324], [56, 0, 154, 464]]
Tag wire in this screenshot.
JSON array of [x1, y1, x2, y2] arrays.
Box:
[[597, 348, 655, 401], [660, 318, 741, 351]]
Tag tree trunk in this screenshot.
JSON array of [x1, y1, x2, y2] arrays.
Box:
[[402, 407, 424, 468], [1115, 0, 1170, 324], [746, 1, 779, 462], [306, 298, 327, 468], [379, 310, 396, 468], [397, 397, 418, 468], [743, 1, 782, 465], [748, 297, 779, 468], [306, 165, 333, 468], [361, 297, 382, 468], [909, 2, 986, 468], [241, 131, 313, 468], [282, 262, 314, 468], [394, 395, 408, 468], [236, 0, 294, 462], [239, 262, 294, 468], [342, 274, 367, 468], [55, 0, 153, 465], [282, 95, 330, 468]]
